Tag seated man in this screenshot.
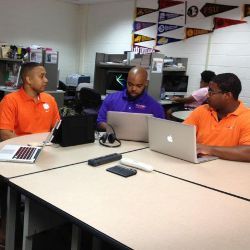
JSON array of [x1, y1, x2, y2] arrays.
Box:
[[167, 70, 216, 116], [0, 62, 60, 246], [184, 73, 250, 162], [97, 66, 165, 130], [0, 62, 60, 141]]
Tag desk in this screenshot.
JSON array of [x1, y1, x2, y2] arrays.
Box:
[[9, 162, 250, 250], [171, 110, 192, 121], [158, 99, 173, 105], [0, 134, 147, 250], [122, 149, 250, 200], [2, 135, 250, 250], [0, 133, 147, 178]]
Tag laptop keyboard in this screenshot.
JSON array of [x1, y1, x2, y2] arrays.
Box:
[[12, 146, 38, 160]]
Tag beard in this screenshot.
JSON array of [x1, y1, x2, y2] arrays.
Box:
[[126, 89, 145, 101]]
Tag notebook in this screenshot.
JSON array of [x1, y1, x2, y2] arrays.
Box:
[[148, 117, 218, 164], [107, 111, 153, 142], [0, 120, 60, 164]]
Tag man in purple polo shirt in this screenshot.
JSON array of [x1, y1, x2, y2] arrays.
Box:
[[97, 66, 165, 130]]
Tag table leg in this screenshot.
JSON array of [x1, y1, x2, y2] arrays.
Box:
[[5, 187, 18, 250]]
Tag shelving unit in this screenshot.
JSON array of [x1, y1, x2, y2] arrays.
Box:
[[0, 58, 23, 86], [0, 56, 64, 108]]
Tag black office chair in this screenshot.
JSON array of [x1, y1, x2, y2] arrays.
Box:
[[75, 87, 102, 124]]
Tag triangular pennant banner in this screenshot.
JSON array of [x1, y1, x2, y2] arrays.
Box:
[[158, 23, 183, 34], [158, 11, 183, 22], [133, 34, 155, 43], [213, 17, 246, 30], [136, 7, 158, 18], [186, 28, 212, 39], [159, 0, 184, 10], [157, 36, 182, 45], [133, 45, 159, 54], [200, 3, 238, 17], [134, 21, 156, 32], [244, 4, 250, 17]]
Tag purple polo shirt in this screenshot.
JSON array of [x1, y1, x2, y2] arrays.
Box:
[[97, 89, 165, 124]]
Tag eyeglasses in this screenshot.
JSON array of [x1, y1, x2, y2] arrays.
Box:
[[207, 89, 225, 96]]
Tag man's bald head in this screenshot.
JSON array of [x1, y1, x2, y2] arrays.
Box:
[[126, 66, 148, 97]]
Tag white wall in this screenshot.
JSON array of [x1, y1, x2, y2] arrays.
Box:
[[80, 0, 250, 106], [208, 0, 250, 105], [3, 0, 248, 105], [79, 0, 135, 77], [0, 0, 80, 82]]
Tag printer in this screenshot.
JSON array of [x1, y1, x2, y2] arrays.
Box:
[[66, 74, 90, 89]]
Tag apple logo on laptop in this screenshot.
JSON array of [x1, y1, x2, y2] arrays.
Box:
[[167, 135, 173, 143]]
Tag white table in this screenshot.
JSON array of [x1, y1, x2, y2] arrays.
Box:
[[122, 149, 250, 200], [0, 133, 147, 250], [0, 133, 147, 178], [10, 162, 250, 250], [172, 110, 192, 121]]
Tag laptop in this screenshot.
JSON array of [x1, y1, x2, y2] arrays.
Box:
[[148, 117, 218, 163], [0, 120, 61, 164], [107, 111, 153, 142]]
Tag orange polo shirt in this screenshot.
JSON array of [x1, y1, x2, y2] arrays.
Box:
[[0, 88, 60, 136], [183, 102, 250, 146]]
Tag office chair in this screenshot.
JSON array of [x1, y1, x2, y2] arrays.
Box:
[[75, 87, 102, 124]]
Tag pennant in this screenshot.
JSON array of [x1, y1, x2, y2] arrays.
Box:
[[158, 23, 183, 34], [133, 34, 155, 43], [136, 7, 158, 18], [134, 21, 156, 32], [186, 28, 212, 39], [157, 36, 182, 45], [200, 3, 238, 17], [159, 0, 184, 10], [158, 11, 183, 22], [133, 45, 159, 54], [213, 17, 246, 30], [244, 4, 250, 17]]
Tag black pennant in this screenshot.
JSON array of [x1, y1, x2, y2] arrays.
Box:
[[200, 3, 238, 17]]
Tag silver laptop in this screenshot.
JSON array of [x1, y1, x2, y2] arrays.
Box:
[[107, 111, 153, 142], [0, 120, 61, 164], [148, 117, 218, 163]]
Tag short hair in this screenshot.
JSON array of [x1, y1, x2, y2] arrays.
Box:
[[20, 62, 42, 83], [201, 70, 216, 83], [213, 73, 242, 100]]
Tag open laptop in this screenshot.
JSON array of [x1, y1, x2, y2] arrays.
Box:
[[148, 117, 218, 163], [0, 120, 61, 164], [107, 111, 153, 142]]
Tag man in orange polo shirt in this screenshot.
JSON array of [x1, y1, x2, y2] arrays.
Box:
[[0, 62, 60, 141], [0, 62, 60, 246], [184, 73, 250, 162]]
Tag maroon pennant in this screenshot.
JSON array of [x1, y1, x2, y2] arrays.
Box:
[[200, 3, 238, 17], [136, 7, 157, 18], [213, 17, 246, 30], [158, 0, 184, 10]]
